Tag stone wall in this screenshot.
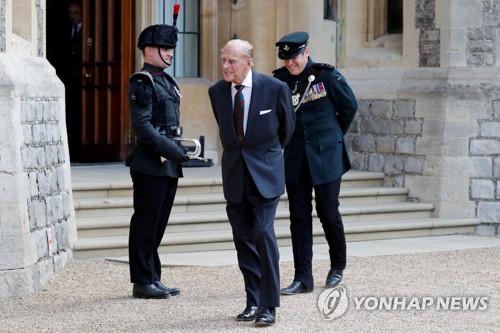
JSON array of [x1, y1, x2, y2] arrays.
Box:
[[470, 100, 500, 235], [467, 0, 499, 67], [344, 1, 500, 235], [347, 99, 425, 190], [345, 67, 500, 236], [416, 0, 440, 67], [0, 35, 76, 299], [0, 1, 4, 52]]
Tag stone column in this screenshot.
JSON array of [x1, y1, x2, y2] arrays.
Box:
[[0, 0, 76, 299]]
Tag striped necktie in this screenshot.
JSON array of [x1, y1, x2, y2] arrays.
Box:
[[233, 85, 245, 144]]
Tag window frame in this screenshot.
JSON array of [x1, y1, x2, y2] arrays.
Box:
[[156, 0, 200, 78]]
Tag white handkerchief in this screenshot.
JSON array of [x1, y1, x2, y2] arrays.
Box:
[[259, 109, 271, 115]]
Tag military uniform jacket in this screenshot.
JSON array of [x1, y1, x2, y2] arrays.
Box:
[[273, 58, 358, 186], [126, 63, 184, 178]]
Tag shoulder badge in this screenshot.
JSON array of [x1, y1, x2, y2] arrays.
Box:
[[129, 71, 154, 105], [312, 63, 335, 71]]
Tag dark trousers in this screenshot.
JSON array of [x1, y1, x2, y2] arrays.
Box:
[[226, 167, 280, 308], [128, 170, 178, 284], [286, 159, 346, 290]]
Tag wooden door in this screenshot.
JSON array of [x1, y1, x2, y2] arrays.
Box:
[[81, 0, 134, 162]]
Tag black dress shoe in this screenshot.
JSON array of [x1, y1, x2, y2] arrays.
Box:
[[155, 281, 181, 296], [132, 283, 170, 299], [255, 307, 276, 327], [236, 305, 258, 321], [280, 280, 313, 295], [325, 269, 343, 288]]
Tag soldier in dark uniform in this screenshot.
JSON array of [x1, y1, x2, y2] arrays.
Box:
[[273, 31, 358, 295], [126, 24, 190, 299]]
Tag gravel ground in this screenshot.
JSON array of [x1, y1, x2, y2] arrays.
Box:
[[0, 247, 498, 333]]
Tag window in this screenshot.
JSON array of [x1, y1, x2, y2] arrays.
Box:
[[324, 0, 337, 21], [156, 0, 200, 77], [343, 0, 408, 67], [368, 0, 403, 42]]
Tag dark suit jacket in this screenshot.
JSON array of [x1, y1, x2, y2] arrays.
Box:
[[60, 24, 82, 86], [209, 71, 295, 202]]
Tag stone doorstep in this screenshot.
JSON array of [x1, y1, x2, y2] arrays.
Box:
[[72, 186, 411, 218], [71, 167, 479, 260], [73, 217, 480, 259], [75, 201, 436, 233]]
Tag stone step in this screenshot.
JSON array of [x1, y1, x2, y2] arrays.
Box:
[[72, 178, 225, 199], [71, 168, 478, 260], [73, 186, 410, 218], [76, 201, 434, 238], [71, 170, 386, 199], [73, 217, 480, 259]]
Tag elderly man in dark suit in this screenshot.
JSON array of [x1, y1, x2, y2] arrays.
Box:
[[208, 39, 295, 327]]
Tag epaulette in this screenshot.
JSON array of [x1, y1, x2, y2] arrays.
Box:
[[312, 63, 335, 71], [272, 66, 288, 74], [129, 71, 154, 86]]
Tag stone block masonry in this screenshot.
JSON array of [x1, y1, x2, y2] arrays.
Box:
[[347, 99, 425, 189], [416, 0, 440, 67], [467, 0, 500, 67], [0, 36, 76, 299], [470, 100, 500, 236], [344, 67, 500, 236]]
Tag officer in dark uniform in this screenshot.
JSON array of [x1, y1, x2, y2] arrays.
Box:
[[126, 24, 190, 299], [273, 31, 358, 295]]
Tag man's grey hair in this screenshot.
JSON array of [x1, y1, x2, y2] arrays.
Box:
[[221, 39, 254, 59]]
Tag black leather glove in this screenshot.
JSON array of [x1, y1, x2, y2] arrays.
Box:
[[173, 146, 190, 163]]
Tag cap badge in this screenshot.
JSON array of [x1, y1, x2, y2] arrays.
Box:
[[283, 45, 289, 51]]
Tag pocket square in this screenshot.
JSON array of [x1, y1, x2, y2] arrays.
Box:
[[259, 109, 272, 115]]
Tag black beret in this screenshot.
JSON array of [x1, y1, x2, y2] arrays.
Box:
[[137, 24, 178, 50], [275, 31, 309, 60]]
